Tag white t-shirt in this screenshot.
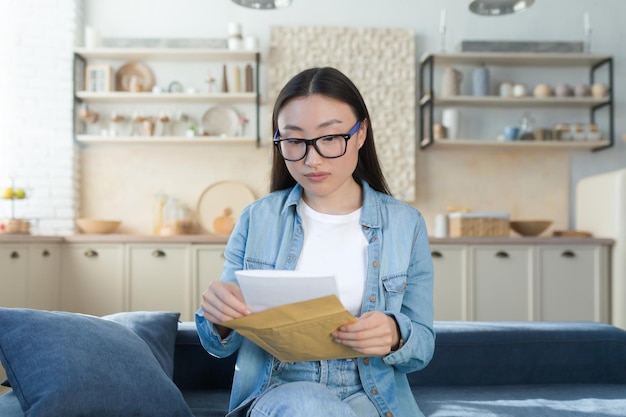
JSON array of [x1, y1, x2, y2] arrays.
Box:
[[295, 200, 368, 316]]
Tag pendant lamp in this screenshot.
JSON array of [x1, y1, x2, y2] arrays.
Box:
[[231, 0, 292, 9], [469, 0, 534, 16]]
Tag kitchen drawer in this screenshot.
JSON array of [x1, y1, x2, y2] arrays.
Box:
[[0, 245, 28, 307], [126, 244, 192, 320], [61, 243, 125, 316], [536, 245, 609, 322], [192, 244, 226, 311], [431, 245, 468, 320], [471, 246, 533, 321]]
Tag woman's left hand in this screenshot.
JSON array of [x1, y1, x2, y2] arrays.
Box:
[[332, 311, 401, 356]]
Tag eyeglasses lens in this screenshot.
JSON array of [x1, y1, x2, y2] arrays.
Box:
[[279, 136, 346, 161]]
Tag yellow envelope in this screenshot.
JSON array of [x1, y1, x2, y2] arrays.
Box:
[[223, 295, 366, 362]]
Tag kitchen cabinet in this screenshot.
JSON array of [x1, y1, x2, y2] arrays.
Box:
[[429, 239, 611, 323], [0, 245, 28, 307], [61, 243, 125, 316], [26, 244, 61, 310], [73, 48, 261, 146], [471, 246, 533, 321], [57, 240, 225, 319], [0, 243, 60, 309], [418, 52, 614, 151], [431, 244, 468, 320], [126, 244, 192, 320], [192, 244, 226, 311], [536, 245, 609, 322]]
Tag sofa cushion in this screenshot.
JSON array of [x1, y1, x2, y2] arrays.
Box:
[[104, 310, 179, 378], [182, 390, 232, 417], [173, 322, 237, 390], [0, 308, 194, 417], [413, 384, 626, 416], [409, 321, 626, 386]]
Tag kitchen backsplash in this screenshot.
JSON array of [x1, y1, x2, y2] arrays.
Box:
[[80, 144, 570, 236]]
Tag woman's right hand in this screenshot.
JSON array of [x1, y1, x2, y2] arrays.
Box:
[[201, 281, 252, 336]]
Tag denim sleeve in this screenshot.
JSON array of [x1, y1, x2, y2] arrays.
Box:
[[195, 310, 243, 358], [382, 213, 435, 373], [194, 205, 253, 357]]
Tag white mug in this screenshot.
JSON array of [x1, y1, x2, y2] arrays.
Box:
[[434, 214, 448, 238], [441, 108, 461, 140], [84, 26, 100, 48]]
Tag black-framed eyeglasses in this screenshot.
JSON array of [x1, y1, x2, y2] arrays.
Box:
[[273, 120, 362, 162]]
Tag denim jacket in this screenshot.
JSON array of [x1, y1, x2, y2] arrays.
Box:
[[196, 181, 435, 417]]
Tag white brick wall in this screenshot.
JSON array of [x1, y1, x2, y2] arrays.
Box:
[[0, 0, 81, 235]]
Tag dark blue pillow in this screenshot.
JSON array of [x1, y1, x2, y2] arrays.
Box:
[[103, 311, 179, 379], [0, 308, 194, 417]]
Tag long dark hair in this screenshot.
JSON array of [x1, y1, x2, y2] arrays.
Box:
[[270, 67, 391, 195]]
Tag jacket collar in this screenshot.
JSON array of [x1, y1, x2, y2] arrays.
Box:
[[281, 180, 381, 229]]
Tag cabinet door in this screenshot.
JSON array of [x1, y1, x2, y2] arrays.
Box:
[[0, 245, 28, 307], [537, 245, 609, 322], [127, 244, 191, 320], [193, 244, 226, 313], [471, 246, 533, 321], [430, 245, 468, 320], [27, 244, 61, 310], [61, 244, 125, 316]]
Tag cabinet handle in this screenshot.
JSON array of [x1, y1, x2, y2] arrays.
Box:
[[431, 251, 443, 258], [561, 250, 576, 258], [495, 251, 509, 258], [152, 249, 166, 258], [42, 249, 50, 257], [84, 249, 98, 258], [10, 251, 19, 259]]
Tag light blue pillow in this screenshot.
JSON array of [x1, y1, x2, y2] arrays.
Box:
[[0, 308, 194, 417]]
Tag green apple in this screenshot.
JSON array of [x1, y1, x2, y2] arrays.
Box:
[[14, 188, 26, 199], [2, 187, 14, 199]]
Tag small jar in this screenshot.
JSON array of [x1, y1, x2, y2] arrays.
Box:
[[512, 83, 528, 97], [499, 81, 513, 97], [518, 112, 535, 140]]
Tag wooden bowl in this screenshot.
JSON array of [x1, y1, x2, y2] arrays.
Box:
[[76, 218, 121, 234], [510, 220, 552, 237]]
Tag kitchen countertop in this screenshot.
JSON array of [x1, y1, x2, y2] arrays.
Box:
[[430, 237, 614, 245], [0, 234, 614, 245]]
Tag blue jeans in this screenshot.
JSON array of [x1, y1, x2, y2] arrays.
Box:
[[247, 359, 380, 417]]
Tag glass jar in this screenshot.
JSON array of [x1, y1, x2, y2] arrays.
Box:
[[160, 197, 179, 236], [518, 112, 535, 140], [152, 192, 168, 235]]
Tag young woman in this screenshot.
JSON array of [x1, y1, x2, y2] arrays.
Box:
[[196, 67, 435, 417]]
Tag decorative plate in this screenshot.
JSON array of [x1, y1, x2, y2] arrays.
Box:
[[202, 105, 240, 137], [196, 181, 256, 235], [115, 61, 155, 92]]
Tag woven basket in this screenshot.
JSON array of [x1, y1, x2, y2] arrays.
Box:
[[448, 213, 509, 237]]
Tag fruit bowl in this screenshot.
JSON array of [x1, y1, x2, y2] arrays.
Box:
[[510, 220, 552, 237], [76, 218, 121, 234]]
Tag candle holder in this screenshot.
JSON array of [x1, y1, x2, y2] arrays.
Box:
[[439, 9, 447, 53], [584, 28, 592, 53], [440, 27, 447, 53], [583, 12, 592, 53]]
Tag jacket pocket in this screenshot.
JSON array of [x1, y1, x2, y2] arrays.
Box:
[[244, 258, 276, 270], [381, 273, 407, 311]]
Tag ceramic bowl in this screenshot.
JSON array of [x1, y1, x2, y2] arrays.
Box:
[[510, 220, 552, 237], [76, 218, 121, 234]]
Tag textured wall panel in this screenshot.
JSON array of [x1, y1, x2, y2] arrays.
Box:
[[268, 26, 416, 201]]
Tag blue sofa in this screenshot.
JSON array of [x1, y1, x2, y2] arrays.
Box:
[[176, 320, 626, 417], [2, 320, 625, 416]]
